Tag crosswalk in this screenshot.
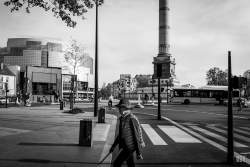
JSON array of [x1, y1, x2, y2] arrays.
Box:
[[140, 123, 250, 147], [141, 124, 167, 145], [140, 123, 250, 164]]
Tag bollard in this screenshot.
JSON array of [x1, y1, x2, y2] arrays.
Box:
[[79, 119, 92, 147], [98, 107, 105, 123], [60, 101, 64, 110]]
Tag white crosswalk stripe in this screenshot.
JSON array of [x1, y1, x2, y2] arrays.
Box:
[[234, 128, 250, 136], [141, 124, 167, 145], [207, 126, 250, 143], [241, 127, 250, 131], [158, 125, 201, 143], [190, 126, 248, 148]]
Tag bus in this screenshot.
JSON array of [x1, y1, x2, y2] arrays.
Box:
[[172, 86, 240, 104]]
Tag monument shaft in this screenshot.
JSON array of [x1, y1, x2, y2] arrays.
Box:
[[153, 0, 175, 79]]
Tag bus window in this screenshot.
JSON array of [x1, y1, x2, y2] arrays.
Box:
[[183, 90, 191, 97], [200, 90, 209, 98], [191, 90, 199, 97], [174, 90, 183, 97]]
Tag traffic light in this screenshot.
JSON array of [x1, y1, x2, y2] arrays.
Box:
[[5, 83, 9, 92]]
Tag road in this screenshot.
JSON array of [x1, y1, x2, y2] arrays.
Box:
[[108, 103, 250, 167], [0, 102, 249, 167]]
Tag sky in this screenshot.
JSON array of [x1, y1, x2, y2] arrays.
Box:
[[0, 0, 250, 87]]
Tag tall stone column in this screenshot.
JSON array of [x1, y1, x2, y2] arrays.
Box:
[[153, 0, 175, 79], [159, 0, 170, 55]]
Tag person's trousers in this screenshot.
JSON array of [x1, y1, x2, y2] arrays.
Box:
[[113, 149, 135, 167]]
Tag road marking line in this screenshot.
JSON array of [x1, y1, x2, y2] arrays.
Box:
[[158, 125, 201, 143], [241, 127, 250, 131], [0, 127, 31, 137], [141, 124, 167, 145], [241, 152, 250, 155], [190, 126, 247, 148], [93, 124, 110, 141], [207, 126, 250, 143], [234, 128, 250, 136]]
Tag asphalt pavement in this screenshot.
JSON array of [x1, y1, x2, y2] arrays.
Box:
[[0, 102, 249, 167]]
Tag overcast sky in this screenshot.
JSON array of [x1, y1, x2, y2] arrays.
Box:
[[0, 0, 250, 87]]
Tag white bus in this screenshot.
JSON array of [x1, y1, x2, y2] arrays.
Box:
[[172, 86, 240, 104]]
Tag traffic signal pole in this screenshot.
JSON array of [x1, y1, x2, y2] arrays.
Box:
[[227, 51, 234, 164], [94, 0, 99, 117], [158, 77, 161, 120]]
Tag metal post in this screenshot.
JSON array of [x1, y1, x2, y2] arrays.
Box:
[[227, 51, 234, 164], [86, 73, 89, 100], [94, 0, 99, 117], [158, 77, 161, 120], [167, 81, 169, 104], [5, 83, 8, 108]]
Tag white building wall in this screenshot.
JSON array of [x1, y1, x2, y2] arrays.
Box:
[[0, 74, 16, 97]]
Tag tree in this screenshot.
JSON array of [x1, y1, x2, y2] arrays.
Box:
[[99, 83, 112, 99], [64, 39, 88, 106], [64, 39, 88, 76], [4, 0, 104, 27], [206, 67, 228, 86]]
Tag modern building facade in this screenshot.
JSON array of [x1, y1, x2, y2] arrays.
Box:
[[0, 38, 94, 103], [26, 66, 62, 103], [1, 38, 64, 71]]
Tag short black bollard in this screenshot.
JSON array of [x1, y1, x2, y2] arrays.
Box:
[[79, 119, 92, 147], [98, 108, 105, 123], [60, 101, 64, 110]]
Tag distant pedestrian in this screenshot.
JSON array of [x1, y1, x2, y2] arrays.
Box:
[[237, 97, 244, 112], [110, 98, 145, 167], [108, 95, 114, 108], [144, 94, 149, 104]]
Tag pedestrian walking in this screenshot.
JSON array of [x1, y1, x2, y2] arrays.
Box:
[[237, 97, 243, 112], [108, 95, 114, 109], [109, 98, 145, 167]]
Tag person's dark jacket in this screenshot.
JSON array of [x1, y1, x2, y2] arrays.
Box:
[[110, 111, 145, 156]]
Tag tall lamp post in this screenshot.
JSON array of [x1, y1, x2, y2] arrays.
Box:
[[94, 0, 99, 117]]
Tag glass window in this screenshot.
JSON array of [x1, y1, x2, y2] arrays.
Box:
[[183, 90, 191, 97], [192, 90, 199, 97], [200, 90, 209, 98]]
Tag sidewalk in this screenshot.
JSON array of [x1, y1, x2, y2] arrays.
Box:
[[0, 106, 117, 167]]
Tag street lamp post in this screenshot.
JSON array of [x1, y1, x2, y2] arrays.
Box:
[[94, 0, 99, 117]]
